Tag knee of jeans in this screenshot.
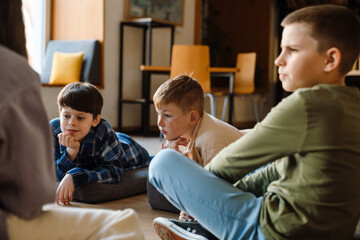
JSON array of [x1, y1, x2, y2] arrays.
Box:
[[148, 149, 180, 181]]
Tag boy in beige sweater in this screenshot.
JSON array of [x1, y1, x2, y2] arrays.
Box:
[[147, 75, 243, 215]]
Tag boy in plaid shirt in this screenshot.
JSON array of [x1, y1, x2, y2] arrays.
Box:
[[50, 82, 151, 205]]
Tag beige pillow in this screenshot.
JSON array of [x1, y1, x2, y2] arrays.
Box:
[[49, 51, 84, 85]]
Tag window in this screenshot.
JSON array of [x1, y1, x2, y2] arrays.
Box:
[[22, 0, 48, 73]]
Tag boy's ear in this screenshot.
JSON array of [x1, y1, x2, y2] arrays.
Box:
[[92, 114, 101, 127], [323, 47, 341, 73], [188, 110, 200, 126]]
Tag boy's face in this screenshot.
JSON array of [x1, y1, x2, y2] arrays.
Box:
[[275, 23, 327, 92], [59, 106, 100, 142], [155, 103, 193, 141]]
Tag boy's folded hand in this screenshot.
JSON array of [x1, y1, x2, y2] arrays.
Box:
[[162, 137, 189, 152], [56, 173, 75, 205]]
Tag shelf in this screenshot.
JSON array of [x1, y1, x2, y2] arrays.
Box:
[[121, 98, 146, 104], [118, 19, 175, 135]]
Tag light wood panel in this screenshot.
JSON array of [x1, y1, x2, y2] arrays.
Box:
[[50, 0, 104, 87], [51, 0, 104, 41]]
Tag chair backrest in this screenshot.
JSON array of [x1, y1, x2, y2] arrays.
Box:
[[234, 52, 256, 94], [41, 39, 101, 85], [170, 45, 211, 93]]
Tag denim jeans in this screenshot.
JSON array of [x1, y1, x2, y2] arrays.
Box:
[[147, 178, 180, 213], [149, 149, 266, 240]]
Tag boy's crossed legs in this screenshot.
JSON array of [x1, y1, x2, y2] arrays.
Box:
[[149, 149, 265, 240]]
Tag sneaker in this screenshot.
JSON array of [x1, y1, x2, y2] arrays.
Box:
[[153, 217, 218, 240]]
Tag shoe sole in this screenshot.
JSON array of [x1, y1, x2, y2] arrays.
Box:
[[153, 218, 208, 240], [154, 222, 186, 240]]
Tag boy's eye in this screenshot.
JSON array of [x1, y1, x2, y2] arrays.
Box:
[[64, 114, 70, 119], [280, 46, 297, 54], [77, 116, 84, 120], [285, 46, 297, 52], [165, 114, 172, 118]]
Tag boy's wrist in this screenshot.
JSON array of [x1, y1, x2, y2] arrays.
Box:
[[66, 147, 79, 162]]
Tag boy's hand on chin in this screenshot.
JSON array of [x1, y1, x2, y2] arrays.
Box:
[[58, 133, 80, 161], [58, 133, 80, 149], [56, 173, 75, 205]]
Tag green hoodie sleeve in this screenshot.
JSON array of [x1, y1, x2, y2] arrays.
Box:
[[205, 92, 307, 184]]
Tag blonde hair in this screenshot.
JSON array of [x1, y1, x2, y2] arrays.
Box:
[[153, 75, 204, 117]]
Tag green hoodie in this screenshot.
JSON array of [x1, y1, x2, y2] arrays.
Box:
[[206, 85, 360, 240]]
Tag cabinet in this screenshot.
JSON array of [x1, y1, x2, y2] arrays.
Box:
[[118, 18, 174, 135]]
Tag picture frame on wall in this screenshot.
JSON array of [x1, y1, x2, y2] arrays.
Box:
[[125, 0, 184, 26]]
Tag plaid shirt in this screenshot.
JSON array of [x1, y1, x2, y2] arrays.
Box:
[[50, 118, 151, 188]]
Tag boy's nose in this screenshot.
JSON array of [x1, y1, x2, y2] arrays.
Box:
[[274, 54, 285, 67], [68, 118, 76, 125], [157, 117, 164, 127]]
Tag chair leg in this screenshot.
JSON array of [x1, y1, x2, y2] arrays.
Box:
[[251, 94, 259, 122], [221, 95, 229, 122], [205, 93, 216, 117]]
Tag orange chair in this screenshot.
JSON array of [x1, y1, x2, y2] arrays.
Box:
[[234, 52, 259, 122], [218, 52, 259, 122], [140, 45, 236, 124], [169, 45, 216, 116]]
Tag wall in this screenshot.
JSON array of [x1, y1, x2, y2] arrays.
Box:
[[41, 0, 196, 129], [40, 0, 280, 131], [40, 0, 104, 124], [203, 0, 279, 125], [108, 0, 196, 129]]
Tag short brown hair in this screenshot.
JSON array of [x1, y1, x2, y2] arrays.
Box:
[[281, 4, 360, 75], [57, 82, 103, 118], [153, 75, 204, 117]]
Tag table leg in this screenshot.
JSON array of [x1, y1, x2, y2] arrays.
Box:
[[228, 93, 234, 125], [142, 71, 150, 135]]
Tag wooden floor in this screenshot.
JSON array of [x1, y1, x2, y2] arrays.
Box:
[[49, 192, 175, 240], [97, 193, 177, 240]]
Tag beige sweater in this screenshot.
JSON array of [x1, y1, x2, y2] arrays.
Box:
[[183, 112, 244, 167]]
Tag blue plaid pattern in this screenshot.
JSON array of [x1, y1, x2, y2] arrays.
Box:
[[50, 118, 151, 188]]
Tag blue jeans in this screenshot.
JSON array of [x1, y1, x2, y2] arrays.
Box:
[[149, 149, 266, 240]]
